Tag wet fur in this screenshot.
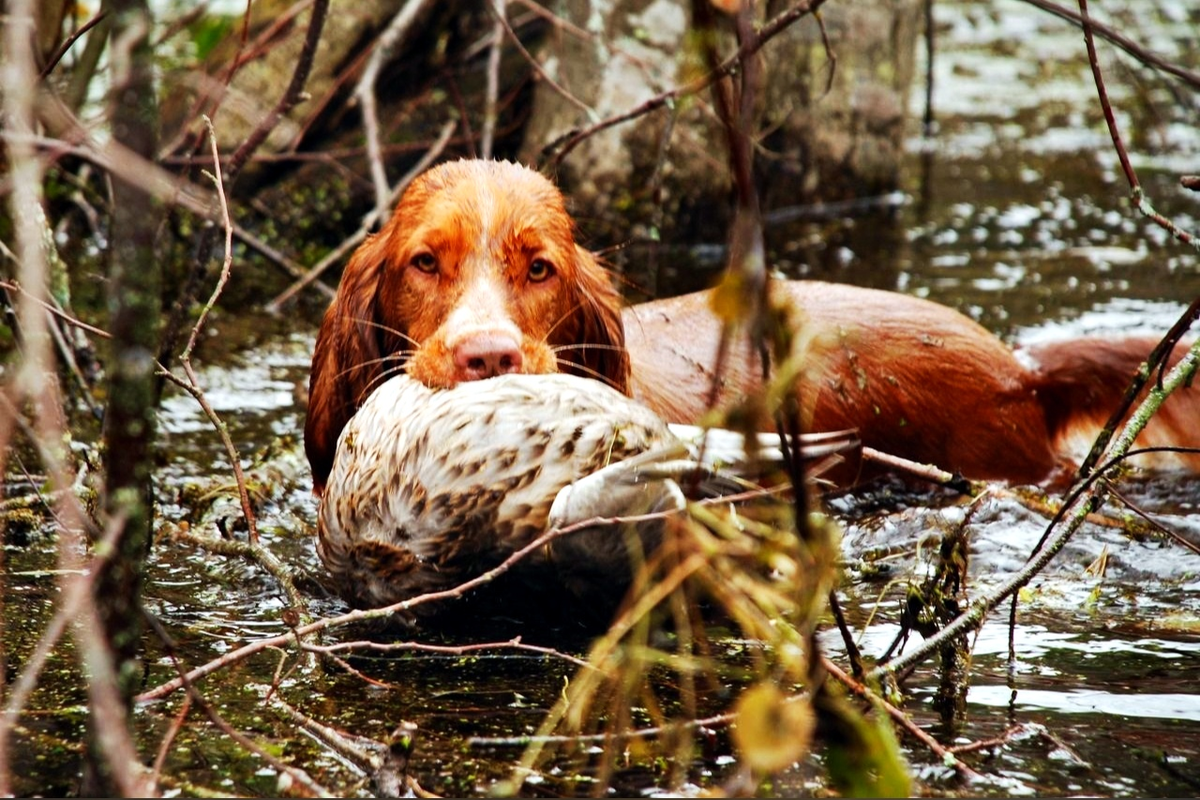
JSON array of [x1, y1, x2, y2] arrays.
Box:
[[305, 160, 628, 491], [306, 159, 1199, 493]]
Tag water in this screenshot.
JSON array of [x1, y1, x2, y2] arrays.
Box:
[[6, 0, 1200, 795]]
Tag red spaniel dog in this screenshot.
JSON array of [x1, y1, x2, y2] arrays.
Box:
[[305, 159, 1199, 495]]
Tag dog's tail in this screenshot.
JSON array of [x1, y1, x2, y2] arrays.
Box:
[[1022, 336, 1200, 475]]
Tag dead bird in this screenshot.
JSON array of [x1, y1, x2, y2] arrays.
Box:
[[316, 372, 855, 618]]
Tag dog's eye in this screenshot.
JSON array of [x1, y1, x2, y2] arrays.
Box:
[[411, 252, 438, 274], [529, 258, 555, 282]]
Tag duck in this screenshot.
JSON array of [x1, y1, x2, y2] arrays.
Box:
[[316, 372, 856, 620]]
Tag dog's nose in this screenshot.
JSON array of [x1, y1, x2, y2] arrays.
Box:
[[453, 333, 524, 381]]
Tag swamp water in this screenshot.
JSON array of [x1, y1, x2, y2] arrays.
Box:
[[4, 0, 1200, 795]]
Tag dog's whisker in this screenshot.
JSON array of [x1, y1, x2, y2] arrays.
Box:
[[552, 342, 627, 356], [348, 316, 421, 349], [551, 343, 629, 389], [544, 300, 591, 342], [331, 351, 413, 383], [358, 358, 418, 402], [553, 358, 623, 391], [332, 353, 416, 407]]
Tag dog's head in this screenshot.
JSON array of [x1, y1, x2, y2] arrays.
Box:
[[304, 160, 630, 493]]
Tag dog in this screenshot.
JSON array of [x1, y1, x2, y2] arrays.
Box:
[[305, 159, 1199, 496]]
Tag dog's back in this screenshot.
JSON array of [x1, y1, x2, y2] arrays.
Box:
[[1023, 336, 1200, 475]]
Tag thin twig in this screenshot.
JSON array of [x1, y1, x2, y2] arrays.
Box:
[[1074, 301, 1199, 479], [270, 695, 382, 769], [8, 126, 333, 295], [270, 698, 437, 797], [0, 279, 112, 340], [946, 723, 1028, 755], [487, 0, 593, 120], [315, 651, 399, 690], [167, 523, 311, 621], [224, 0, 330, 182], [265, 119, 455, 312], [480, 2, 506, 160], [172, 117, 260, 544], [233, 219, 335, 296], [1107, 486, 1200, 557], [148, 696, 191, 787], [142, 614, 331, 797], [38, 11, 110, 80], [157, 0, 311, 159], [872, 341, 1200, 682], [922, 0, 935, 135], [813, 10, 837, 97], [137, 506, 683, 703], [827, 590, 865, 680], [354, 0, 438, 221], [301, 636, 594, 671], [1026, 0, 1200, 90], [1076, 0, 1196, 251], [823, 656, 988, 785], [468, 709, 736, 748], [544, 0, 829, 168]]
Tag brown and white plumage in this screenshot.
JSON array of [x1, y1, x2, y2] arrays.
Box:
[[317, 373, 853, 615]]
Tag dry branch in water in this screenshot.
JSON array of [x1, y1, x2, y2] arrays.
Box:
[[155, 118, 264, 547], [3, 0, 1199, 795]]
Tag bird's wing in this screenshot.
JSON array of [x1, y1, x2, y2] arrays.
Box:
[[666, 423, 859, 471]]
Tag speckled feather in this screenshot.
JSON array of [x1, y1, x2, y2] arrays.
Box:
[[317, 372, 857, 614], [317, 373, 686, 610]]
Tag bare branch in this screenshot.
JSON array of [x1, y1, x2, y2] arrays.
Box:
[[224, 0, 330, 182], [823, 657, 989, 786], [354, 0, 440, 221], [265, 119, 456, 312], [137, 504, 691, 703], [488, 0, 593, 121], [38, 10, 109, 80], [544, 0, 829, 168], [1025, 0, 1200, 90], [1076, 0, 1196, 251], [142, 614, 331, 797], [480, 3, 506, 160]]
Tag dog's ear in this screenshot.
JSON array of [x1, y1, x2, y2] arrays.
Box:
[[304, 232, 392, 493], [558, 245, 631, 395]]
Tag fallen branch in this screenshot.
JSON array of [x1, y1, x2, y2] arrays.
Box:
[[136, 505, 685, 702], [862, 446, 979, 495], [301, 636, 594, 671], [270, 698, 437, 797], [870, 338, 1200, 683], [142, 614, 332, 797], [167, 523, 311, 624], [822, 656, 988, 786]]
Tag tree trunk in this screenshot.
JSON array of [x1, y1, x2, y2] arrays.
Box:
[[520, 0, 922, 235], [85, 0, 162, 792]]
